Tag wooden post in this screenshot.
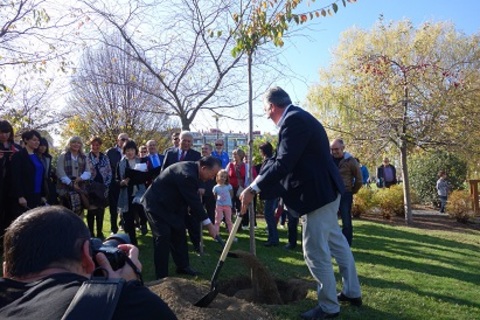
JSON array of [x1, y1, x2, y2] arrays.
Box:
[[468, 179, 480, 215]]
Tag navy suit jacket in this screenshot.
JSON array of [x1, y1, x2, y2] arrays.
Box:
[[141, 161, 208, 229], [256, 105, 345, 215], [161, 148, 201, 172]]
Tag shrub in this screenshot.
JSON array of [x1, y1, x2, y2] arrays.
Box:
[[446, 190, 474, 223], [408, 151, 467, 205], [373, 185, 405, 219], [352, 187, 376, 218]]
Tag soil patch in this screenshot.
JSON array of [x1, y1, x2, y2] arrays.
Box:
[[147, 250, 313, 319], [218, 250, 313, 305], [149, 277, 275, 320]]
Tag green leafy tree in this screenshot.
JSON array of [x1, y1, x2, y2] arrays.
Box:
[[408, 151, 467, 205], [307, 19, 480, 224], [231, 0, 355, 253]]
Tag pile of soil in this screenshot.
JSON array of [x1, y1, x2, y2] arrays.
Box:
[[148, 277, 275, 320], [147, 250, 313, 319]]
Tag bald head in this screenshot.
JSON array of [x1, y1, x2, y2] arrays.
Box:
[[330, 138, 345, 159]]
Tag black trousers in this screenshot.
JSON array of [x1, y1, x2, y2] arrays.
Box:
[[185, 211, 201, 250], [146, 211, 189, 279], [108, 184, 120, 233], [87, 207, 105, 238], [286, 209, 299, 246]]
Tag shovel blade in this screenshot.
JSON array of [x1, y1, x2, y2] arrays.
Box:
[[194, 287, 219, 307]]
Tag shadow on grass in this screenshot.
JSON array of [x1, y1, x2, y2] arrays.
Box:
[[354, 223, 480, 286], [360, 274, 480, 311]]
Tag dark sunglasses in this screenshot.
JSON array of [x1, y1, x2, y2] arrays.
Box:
[[215, 144, 223, 146]]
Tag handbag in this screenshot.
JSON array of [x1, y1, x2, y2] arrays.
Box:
[[62, 191, 83, 215], [87, 181, 107, 207]]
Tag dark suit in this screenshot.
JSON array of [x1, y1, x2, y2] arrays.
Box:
[[142, 161, 209, 279], [256, 105, 344, 213], [161, 148, 202, 251], [161, 148, 201, 171], [376, 164, 397, 188], [11, 149, 46, 216], [253, 104, 360, 314], [106, 146, 123, 233]]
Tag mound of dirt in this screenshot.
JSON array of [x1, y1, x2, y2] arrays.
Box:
[[148, 277, 275, 320]]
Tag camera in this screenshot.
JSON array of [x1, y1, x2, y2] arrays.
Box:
[[90, 233, 131, 271]]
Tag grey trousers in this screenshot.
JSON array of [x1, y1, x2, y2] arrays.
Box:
[[302, 194, 361, 313]]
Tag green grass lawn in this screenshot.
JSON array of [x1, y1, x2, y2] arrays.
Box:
[[96, 212, 480, 320]]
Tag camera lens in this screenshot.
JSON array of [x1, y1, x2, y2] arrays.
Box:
[[102, 233, 131, 247]]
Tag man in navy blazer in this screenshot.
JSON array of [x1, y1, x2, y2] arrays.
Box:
[[141, 157, 220, 279], [240, 87, 362, 319]]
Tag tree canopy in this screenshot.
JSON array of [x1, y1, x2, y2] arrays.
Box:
[[306, 19, 480, 223]]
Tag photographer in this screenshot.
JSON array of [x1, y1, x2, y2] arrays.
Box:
[[0, 206, 176, 319]]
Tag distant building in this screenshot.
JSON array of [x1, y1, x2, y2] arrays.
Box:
[[191, 129, 263, 161]]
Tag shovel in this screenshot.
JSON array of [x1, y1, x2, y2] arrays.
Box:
[[194, 213, 243, 307]]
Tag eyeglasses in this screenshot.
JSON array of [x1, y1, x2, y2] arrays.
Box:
[[120, 138, 128, 141], [215, 144, 223, 146], [173, 138, 179, 141]]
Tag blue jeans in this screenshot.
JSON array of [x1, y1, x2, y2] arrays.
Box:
[[439, 195, 447, 213], [339, 192, 353, 247], [264, 198, 279, 244]]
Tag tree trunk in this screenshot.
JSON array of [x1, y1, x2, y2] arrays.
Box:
[[247, 52, 256, 256], [400, 144, 413, 224], [401, 84, 413, 224]]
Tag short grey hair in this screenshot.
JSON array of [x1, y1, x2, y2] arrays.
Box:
[[180, 131, 193, 140], [263, 86, 292, 108]]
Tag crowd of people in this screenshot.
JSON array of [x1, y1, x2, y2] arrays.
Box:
[[2, 86, 440, 319]]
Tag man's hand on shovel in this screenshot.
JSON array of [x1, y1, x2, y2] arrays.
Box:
[[239, 188, 254, 215], [206, 222, 218, 239]]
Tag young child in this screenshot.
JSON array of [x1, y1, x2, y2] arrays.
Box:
[[213, 169, 234, 235]]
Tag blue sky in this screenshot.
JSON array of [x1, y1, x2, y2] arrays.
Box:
[[192, 0, 480, 133], [279, 0, 480, 103]]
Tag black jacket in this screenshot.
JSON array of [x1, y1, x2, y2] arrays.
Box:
[[11, 148, 46, 207], [142, 161, 208, 230]]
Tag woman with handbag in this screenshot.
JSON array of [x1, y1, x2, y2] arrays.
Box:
[[116, 140, 147, 246], [86, 137, 112, 239], [56, 136, 91, 217], [226, 148, 256, 230]]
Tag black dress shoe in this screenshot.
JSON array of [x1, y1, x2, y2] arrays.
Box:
[[284, 243, 297, 250], [337, 292, 363, 306], [300, 306, 339, 320], [263, 242, 279, 247], [176, 266, 200, 276]]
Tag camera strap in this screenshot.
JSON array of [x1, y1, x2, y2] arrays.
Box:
[[61, 278, 126, 320]]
